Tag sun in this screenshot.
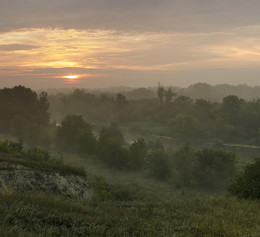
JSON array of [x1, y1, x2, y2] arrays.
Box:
[[63, 75, 79, 79]]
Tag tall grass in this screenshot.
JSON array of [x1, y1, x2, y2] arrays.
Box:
[[0, 191, 259, 236]]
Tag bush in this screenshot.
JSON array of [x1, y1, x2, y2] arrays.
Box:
[[228, 157, 260, 199], [0, 140, 12, 153], [148, 149, 171, 181], [194, 148, 237, 191], [0, 139, 23, 154], [173, 144, 196, 187], [22, 147, 50, 161], [98, 138, 129, 169], [128, 138, 147, 169], [92, 176, 112, 202]]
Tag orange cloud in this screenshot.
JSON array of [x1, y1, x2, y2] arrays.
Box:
[[1, 26, 260, 78]]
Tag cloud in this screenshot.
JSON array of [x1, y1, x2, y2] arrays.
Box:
[[0, 44, 40, 51], [1, 27, 260, 74], [1, 1, 260, 88], [1, 0, 260, 33]]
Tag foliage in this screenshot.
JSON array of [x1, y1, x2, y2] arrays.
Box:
[[165, 88, 175, 104], [0, 139, 86, 177], [56, 114, 96, 154], [22, 147, 50, 161], [148, 149, 171, 181], [170, 113, 206, 140], [0, 139, 23, 153], [0, 86, 50, 146], [128, 138, 147, 169], [49, 87, 260, 145], [98, 122, 125, 145], [173, 144, 196, 187], [157, 86, 176, 105], [157, 86, 165, 104], [148, 139, 164, 150], [98, 138, 129, 169], [91, 176, 112, 202], [169, 146, 238, 191], [115, 93, 128, 106], [194, 148, 237, 191], [228, 157, 260, 199]]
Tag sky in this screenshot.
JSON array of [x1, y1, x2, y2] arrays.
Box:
[[1, 0, 260, 88]]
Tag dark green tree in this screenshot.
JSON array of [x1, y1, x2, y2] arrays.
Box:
[[56, 115, 95, 154], [170, 114, 205, 140], [148, 149, 171, 181], [222, 95, 244, 114], [174, 144, 196, 187], [115, 93, 127, 106], [194, 148, 237, 191], [228, 157, 260, 199], [98, 138, 129, 169], [129, 138, 147, 169], [98, 122, 125, 145], [165, 88, 176, 104], [0, 86, 50, 145], [157, 86, 165, 104]]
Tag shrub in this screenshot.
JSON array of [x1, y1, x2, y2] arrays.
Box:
[[173, 144, 196, 187], [22, 147, 50, 161], [228, 157, 260, 199], [128, 138, 147, 169], [194, 148, 237, 191], [0, 139, 23, 154], [92, 176, 112, 202], [148, 149, 171, 181], [0, 140, 11, 153], [98, 138, 129, 169]]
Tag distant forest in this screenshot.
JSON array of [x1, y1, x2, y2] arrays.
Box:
[[43, 83, 260, 102], [2, 84, 260, 147], [0, 85, 260, 195], [47, 84, 260, 147]]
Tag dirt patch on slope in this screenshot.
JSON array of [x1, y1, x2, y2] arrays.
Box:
[[0, 161, 91, 199]]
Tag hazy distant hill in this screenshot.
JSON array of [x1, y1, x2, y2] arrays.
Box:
[[43, 83, 260, 102], [181, 83, 260, 102]]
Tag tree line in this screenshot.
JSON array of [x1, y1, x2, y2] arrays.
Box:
[[48, 86, 260, 145], [0, 86, 259, 197]]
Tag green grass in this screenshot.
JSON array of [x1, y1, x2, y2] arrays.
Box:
[[0, 191, 259, 236], [0, 153, 86, 177]]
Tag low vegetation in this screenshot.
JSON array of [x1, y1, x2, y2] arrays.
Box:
[[0, 191, 259, 236], [0, 139, 85, 177]]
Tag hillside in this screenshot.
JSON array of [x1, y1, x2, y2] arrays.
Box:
[[0, 146, 259, 236], [0, 157, 90, 199], [0, 143, 91, 199]]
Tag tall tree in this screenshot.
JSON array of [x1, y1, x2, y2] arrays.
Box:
[[165, 88, 176, 104], [0, 86, 50, 145], [56, 114, 96, 153], [157, 86, 165, 104]]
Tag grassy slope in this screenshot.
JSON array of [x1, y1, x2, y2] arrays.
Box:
[[0, 191, 259, 236], [0, 152, 259, 236], [0, 153, 86, 177]]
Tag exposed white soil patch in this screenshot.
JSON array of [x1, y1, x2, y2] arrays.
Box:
[[0, 161, 91, 199]]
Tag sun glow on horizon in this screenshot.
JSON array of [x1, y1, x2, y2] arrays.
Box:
[[60, 74, 80, 84], [63, 75, 79, 79]]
